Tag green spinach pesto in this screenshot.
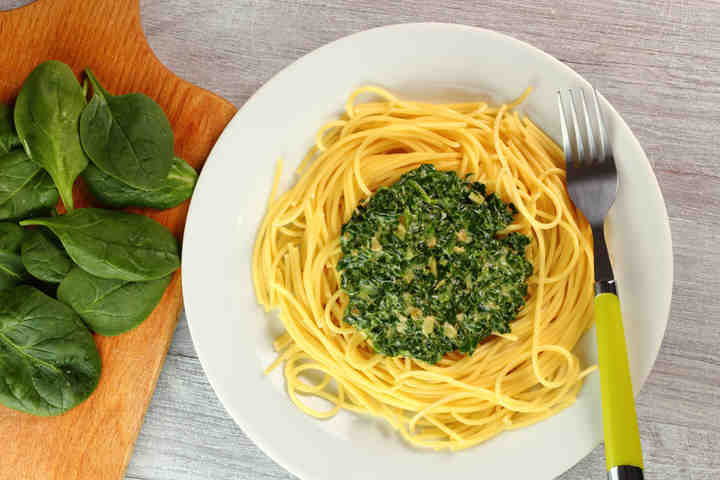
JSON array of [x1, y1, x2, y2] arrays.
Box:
[[337, 164, 533, 364]]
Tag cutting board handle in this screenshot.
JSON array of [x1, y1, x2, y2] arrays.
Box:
[[1, 0, 236, 199], [12, 0, 143, 15], [1, 0, 202, 108], [1, 0, 148, 94]]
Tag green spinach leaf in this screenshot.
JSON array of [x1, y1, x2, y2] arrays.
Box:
[[15, 60, 88, 211], [0, 249, 27, 292], [84, 156, 197, 209], [0, 103, 20, 154], [0, 150, 39, 206], [58, 267, 171, 336], [79, 70, 174, 190], [0, 172, 58, 221], [0, 222, 24, 253], [14, 61, 88, 212], [0, 285, 101, 416], [21, 229, 73, 283], [0, 149, 59, 220], [21, 208, 180, 281]]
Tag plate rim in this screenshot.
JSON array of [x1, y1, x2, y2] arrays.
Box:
[[182, 22, 673, 480]]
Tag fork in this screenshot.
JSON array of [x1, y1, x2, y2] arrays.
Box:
[[558, 89, 644, 480]]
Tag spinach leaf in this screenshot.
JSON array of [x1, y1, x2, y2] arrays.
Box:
[[0, 150, 39, 206], [84, 156, 197, 209], [0, 149, 59, 220], [21, 208, 180, 281], [0, 172, 58, 221], [0, 249, 27, 292], [0, 224, 59, 294], [0, 103, 20, 154], [0, 285, 101, 416], [0, 222, 24, 252], [79, 70, 174, 190], [21, 228, 73, 283], [14, 61, 88, 212], [58, 267, 171, 336]]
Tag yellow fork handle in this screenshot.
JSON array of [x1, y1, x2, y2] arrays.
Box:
[[595, 293, 644, 471]]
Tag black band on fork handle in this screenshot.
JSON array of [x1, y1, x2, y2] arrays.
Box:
[[608, 465, 644, 480], [595, 279, 617, 295]]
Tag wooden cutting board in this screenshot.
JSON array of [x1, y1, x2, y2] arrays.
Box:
[[0, 1, 237, 478]]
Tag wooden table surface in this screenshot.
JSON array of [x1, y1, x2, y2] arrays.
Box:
[[3, 1, 719, 479]]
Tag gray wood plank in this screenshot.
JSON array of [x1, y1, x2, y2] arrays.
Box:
[[126, 338, 295, 480], [3, 0, 718, 478]]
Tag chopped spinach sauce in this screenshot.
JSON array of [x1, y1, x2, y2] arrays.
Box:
[[338, 165, 533, 364]]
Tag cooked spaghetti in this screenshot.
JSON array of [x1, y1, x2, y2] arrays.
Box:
[[252, 86, 595, 450]]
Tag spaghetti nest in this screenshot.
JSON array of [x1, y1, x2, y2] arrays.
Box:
[[252, 86, 595, 450]]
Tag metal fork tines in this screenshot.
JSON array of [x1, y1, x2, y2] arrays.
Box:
[[557, 89, 618, 290]]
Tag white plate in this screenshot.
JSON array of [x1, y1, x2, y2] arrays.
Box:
[[183, 23, 672, 480]]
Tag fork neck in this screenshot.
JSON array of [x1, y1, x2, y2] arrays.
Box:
[[592, 225, 615, 295]]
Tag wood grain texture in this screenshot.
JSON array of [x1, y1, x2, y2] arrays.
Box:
[[0, 1, 236, 479], [1, 0, 719, 479]]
